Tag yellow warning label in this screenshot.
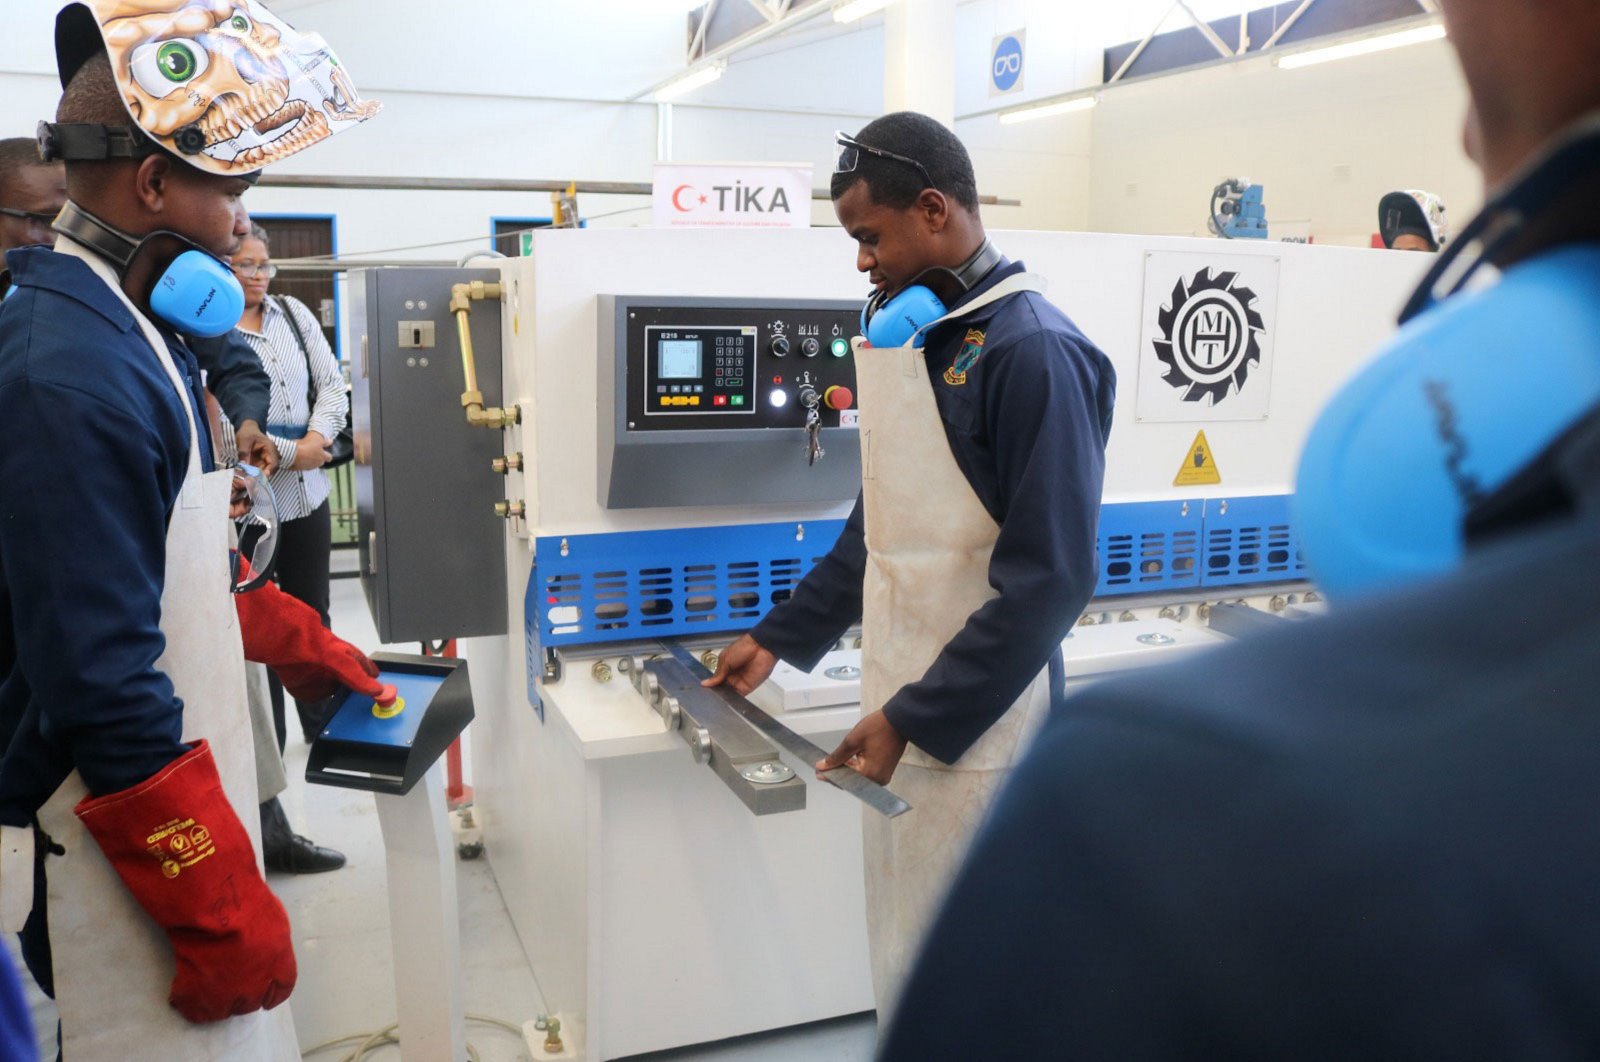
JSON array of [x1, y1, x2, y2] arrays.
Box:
[[1173, 430, 1222, 487]]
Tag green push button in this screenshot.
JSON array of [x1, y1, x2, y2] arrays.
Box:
[[830, 337, 850, 358], [730, 394, 745, 406]]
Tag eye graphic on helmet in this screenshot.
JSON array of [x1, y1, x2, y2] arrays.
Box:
[[129, 38, 209, 97]]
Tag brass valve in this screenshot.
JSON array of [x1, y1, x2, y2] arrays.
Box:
[[463, 395, 521, 429], [492, 452, 525, 474], [542, 1015, 564, 1054], [494, 500, 526, 519]]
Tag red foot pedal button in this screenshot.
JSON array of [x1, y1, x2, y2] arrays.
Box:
[[372, 685, 404, 718], [824, 385, 854, 411]]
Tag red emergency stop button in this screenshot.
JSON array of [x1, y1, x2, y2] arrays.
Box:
[[824, 385, 854, 411]]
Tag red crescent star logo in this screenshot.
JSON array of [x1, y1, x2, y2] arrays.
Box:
[[672, 184, 698, 212]]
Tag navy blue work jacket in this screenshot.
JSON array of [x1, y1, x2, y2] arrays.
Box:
[[0, 247, 214, 822], [884, 496, 1600, 1060], [752, 258, 1117, 764]]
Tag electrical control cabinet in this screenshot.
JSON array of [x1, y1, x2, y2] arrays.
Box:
[[352, 267, 508, 643], [599, 295, 863, 509]]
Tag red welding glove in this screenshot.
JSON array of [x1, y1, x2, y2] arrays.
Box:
[[235, 577, 387, 703], [74, 741, 296, 1023]]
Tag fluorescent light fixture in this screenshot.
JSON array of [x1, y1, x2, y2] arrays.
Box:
[[1275, 22, 1446, 70], [998, 94, 1098, 126], [833, 0, 894, 24], [654, 61, 726, 102]]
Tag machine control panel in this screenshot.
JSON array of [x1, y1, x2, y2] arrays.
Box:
[[625, 303, 860, 433], [599, 295, 864, 509], [644, 325, 756, 413]]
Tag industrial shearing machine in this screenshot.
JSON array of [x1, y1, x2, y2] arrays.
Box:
[[349, 227, 1425, 1059]]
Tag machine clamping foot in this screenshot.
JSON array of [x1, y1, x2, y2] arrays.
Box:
[[640, 641, 911, 819]]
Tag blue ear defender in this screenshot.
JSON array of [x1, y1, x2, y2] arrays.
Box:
[[858, 239, 1003, 348], [1293, 245, 1600, 602], [51, 200, 246, 338], [1295, 117, 1600, 603], [861, 284, 948, 348], [149, 250, 246, 339]]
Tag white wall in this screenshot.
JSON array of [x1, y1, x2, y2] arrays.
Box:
[[1083, 37, 1479, 244]]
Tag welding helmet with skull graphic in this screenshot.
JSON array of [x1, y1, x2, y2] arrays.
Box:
[[49, 0, 379, 176], [1379, 189, 1451, 252]]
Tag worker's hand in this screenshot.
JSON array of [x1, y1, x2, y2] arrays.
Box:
[[290, 431, 333, 472], [701, 634, 778, 696], [235, 578, 385, 702], [235, 420, 277, 476], [816, 710, 907, 785], [229, 476, 252, 519]]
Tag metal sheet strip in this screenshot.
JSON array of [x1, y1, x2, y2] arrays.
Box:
[[663, 642, 911, 818]]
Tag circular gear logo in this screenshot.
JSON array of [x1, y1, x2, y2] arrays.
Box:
[[1153, 268, 1266, 405]]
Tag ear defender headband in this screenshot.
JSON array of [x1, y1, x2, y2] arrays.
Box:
[[1294, 115, 1600, 602], [36, 119, 263, 183], [53, 200, 246, 339], [861, 239, 1002, 348]]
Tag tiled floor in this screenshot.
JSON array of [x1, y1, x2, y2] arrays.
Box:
[[10, 562, 877, 1060]]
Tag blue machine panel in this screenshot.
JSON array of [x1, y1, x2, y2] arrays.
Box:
[[532, 520, 847, 648], [1200, 495, 1306, 588], [321, 671, 445, 749], [1094, 499, 1201, 597], [525, 496, 1307, 687]]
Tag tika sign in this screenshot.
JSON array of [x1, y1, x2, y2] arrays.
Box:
[[652, 162, 813, 230]]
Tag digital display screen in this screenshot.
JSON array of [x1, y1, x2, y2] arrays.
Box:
[[658, 339, 703, 379]]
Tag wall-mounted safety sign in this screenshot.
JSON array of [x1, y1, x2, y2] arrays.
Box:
[[652, 162, 813, 230], [1136, 251, 1280, 423], [990, 31, 1025, 96], [1173, 430, 1223, 487]]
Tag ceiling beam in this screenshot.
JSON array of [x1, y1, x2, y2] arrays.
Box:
[[690, 0, 719, 62], [1261, 0, 1319, 50], [745, 0, 782, 22], [635, 0, 836, 100], [1176, 0, 1236, 60], [1108, 0, 1179, 83]]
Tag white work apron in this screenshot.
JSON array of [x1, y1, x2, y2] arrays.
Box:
[[33, 243, 298, 1061], [856, 273, 1056, 1022]]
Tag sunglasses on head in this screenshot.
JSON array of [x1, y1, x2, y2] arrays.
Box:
[[834, 131, 934, 191]]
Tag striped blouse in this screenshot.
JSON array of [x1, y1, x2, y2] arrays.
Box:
[[218, 294, 349, 522]]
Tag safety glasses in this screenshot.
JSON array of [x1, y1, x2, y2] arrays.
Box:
[[231, 260, 278, 279], [231, 464, 280, 593], [834, 131, 934, 191], [0, 206, 59, 227]]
